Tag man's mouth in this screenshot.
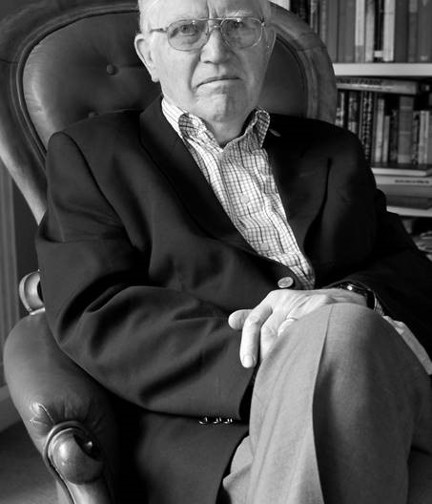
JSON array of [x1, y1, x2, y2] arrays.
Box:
[[198, 76, 240, 86]]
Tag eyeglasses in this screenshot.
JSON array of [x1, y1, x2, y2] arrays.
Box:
[[149, 17, 266, 52]]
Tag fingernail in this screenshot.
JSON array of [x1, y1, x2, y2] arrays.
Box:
[[242, 355, 256, 368]]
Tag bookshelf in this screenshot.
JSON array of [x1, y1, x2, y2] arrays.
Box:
[[333, 63, 432, 219], [271, 0, 432, 257], [333, 63, 432, 78]]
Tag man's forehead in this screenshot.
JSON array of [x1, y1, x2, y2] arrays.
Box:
[[148, 0, 266, 22]]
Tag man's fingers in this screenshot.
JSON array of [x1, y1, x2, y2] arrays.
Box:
[[239, 305, 272, 368], [228, 310, 252, 330]]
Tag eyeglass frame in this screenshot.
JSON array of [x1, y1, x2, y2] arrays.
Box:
[[148, 17, 267, 52]]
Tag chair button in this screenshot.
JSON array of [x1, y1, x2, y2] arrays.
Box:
[[199, 416, 211, 425], [223, 418, 234, 425], [106, 64, 118, 75], [277, 276, 295, 289]]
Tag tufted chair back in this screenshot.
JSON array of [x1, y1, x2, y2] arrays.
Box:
[[0, 0, 336, 225]]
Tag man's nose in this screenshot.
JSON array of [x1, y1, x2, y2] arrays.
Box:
[[200, 26, 231, 62]]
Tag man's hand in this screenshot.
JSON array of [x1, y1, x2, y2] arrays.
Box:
[[228, 288, 367, 368]]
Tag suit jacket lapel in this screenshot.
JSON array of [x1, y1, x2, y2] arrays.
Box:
[[266, 120, 330, 253], [139, 100, 255, 253]]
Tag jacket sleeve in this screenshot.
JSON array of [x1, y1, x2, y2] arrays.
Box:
[[36, 131, 254, 420]]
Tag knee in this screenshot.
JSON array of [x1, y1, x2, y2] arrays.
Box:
[[322, 303, 399, 364]]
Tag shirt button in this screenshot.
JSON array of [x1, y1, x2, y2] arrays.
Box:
[[240, 194, 250, 204], [277, 276, 295, 289]]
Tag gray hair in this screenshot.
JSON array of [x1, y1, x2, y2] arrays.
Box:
[[137, 0, 273, 33]]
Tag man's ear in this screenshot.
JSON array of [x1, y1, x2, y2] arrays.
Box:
[[134, 33, 160, 83]]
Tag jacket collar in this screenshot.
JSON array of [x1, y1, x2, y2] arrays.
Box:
[[139, 99, 329, 255]]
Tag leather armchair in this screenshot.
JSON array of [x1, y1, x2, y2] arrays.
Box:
[[1, 1, 336, 502]]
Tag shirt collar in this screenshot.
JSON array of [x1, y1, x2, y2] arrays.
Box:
[[161, 97, 270, 150]]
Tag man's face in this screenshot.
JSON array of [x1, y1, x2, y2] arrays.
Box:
[[135, 0, 274, 128]]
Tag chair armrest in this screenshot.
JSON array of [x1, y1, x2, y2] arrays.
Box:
[[4, 312, 118, 503]]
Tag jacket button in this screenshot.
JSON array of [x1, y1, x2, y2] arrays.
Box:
[[277, 276, 295, 288]]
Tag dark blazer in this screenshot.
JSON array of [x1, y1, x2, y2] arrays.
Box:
[[36, 98, 432, 504]]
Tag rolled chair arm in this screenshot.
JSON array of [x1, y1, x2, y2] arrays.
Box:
[[4, 310, 119, 503]]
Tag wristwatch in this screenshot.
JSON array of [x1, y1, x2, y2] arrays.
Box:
[[335, 282, 376, 310]]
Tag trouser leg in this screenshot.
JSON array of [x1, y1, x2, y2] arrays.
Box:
[[221, 303, 432, 504]]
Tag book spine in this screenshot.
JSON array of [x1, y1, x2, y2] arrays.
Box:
[[344, 0, 357, 62], [408, 0, 419, 62], [336, 77, 422, 95], [394, 0, 409, 62], [335, 90, 348, 128], [347, 91, 361, 135], [427, 111, 432, 164], [355, 0, 367, 62], [319, 0, 329, 44], [379, 185, 432, 197], [382, 114, 390, 163], [374, 0, 385, 61], [359, 91, 375, 161], [373, 95, 386, 163], [417, 0, 432, 62], [337, 0, 347, 61], [411, 110, 421, 165], [422, 110, 431, 163], [397, 95, 415, 164], [365, 0, 376, 62], [326, 0, 339, 61], [375, 175, 432, 185], [383, 0, 396, 62], [418, 110, 428, 164], [309, 0, 320, 33], [388, 107, 399, 164]]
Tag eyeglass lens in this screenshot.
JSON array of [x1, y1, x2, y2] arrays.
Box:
[[167, 18, 263, 51]]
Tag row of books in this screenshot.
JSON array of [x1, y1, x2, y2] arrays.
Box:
[[276, 0, 432, 64], [336, 77, 432, 166], [335, 77, 432, 215]]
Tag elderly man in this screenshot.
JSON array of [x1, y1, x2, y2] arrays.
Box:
[[36, 0, 432, 502]]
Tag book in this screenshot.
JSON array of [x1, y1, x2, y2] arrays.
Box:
[[394, 0, 409, 62], [326, 0, 339, 61], [344, 0, 357, 62], [347, 91, 361, 135], [385, 194, 432, 209], [365, 0, 376, 62], [383, 0, 395, 61], [336, 77, 431, 95], [375, 174, 432, 186], [355, 0, 366, 62], [372, 95, 386, 163], [319, 0, 328, 43], [382, 114, 391, 163], [309, 0, 320, 33], [374, 0, 385, 61], [387, 206, 432, 217], [379, 184, 432, 197], [372, 165, 432, 177], [411, 110, 421, 165], [360, 91, 375, 161], [397, 95, 415, 164], [408, 0, 419, 62], [417, 0, 432, 62]]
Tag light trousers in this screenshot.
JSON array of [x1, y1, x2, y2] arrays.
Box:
[[220, 303, 432, 504]]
